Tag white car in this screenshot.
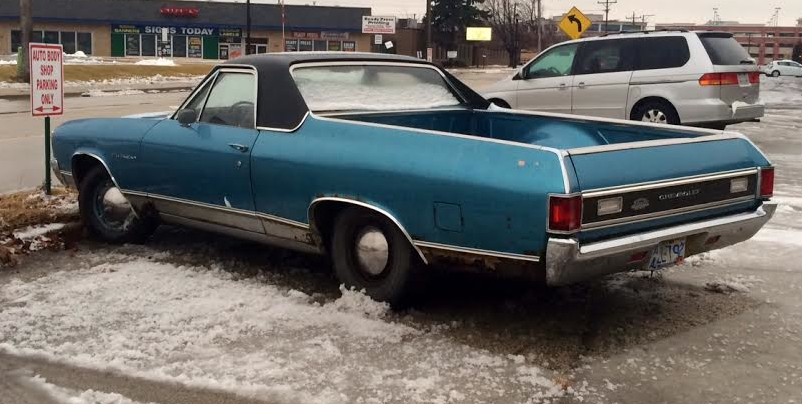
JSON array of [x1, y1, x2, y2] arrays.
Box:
[[482, 31, 764, 130], [762, 60, 802, 77]]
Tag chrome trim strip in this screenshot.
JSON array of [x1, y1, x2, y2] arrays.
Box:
[[582, 168, 758, 198], [256, 111, 310, 133], [120, 189, 147, 197], [580, 196, 756, 230], [308, 196, 428, 265], [629, 78, 695, 85], [71, 152, 120, 189], [254, 211, 310, 229], [319, 107, 470, 117], [414, 241, 541, 263], [566, 134, 742, 156]]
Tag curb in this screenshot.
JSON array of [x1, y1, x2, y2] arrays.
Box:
[[0, 85, 195, 101]]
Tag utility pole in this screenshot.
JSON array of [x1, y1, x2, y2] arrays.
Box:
[[18, 0, 32, 82], [630, 12, 636, 25], [536, 0, 542, 52], [426, 0, 432, 61], [597, 0, 617, 32], [640, 14, 654, 30], [245, 0, 251, 55]]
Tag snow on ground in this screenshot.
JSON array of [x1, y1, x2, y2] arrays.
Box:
[[82, 89, 147, 97], [0, 255, 579, 404], [759, 76, 802, 105], [135, 58, 178, 67], [12, 223, 65, 240], [0, 74, 205, 90], [26, 375, 151, 404]]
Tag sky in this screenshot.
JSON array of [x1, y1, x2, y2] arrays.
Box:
[[239, 0, 801, 26]]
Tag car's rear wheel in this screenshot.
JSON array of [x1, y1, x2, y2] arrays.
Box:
[[330, 207, 419, 306], [79, 165, 157, 243], [771, 70, 781, 77], [633, 100, 680, 125]]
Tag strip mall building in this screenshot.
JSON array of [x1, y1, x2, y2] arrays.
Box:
[[0, 0, 373, 59]]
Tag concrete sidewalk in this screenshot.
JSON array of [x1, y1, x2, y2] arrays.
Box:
[[0, 82, 196, 100]]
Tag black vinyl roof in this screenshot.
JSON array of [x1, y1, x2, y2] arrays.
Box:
[[0, 0, 369, 32], [220, 53, 490, 130]]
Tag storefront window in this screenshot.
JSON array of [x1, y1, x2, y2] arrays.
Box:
[[77, 32, 92, 54], [32, 31, 43, 43], [60, 32, 76, 54], [313, 40, 327, 51], [125, 34, 140, 56], [328, 41, 341, 51], [10, 30, 21, 53], [43, 31, 59, 44], [173, 35, 187, 57], [188, 37, 203, 58], [285, 39, 298, 52], [141, 34, 156, 56], [299, 39, 313, 51], [343, 41, 356, 52]]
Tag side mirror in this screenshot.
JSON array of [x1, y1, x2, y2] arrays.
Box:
[[513, 67, 525, 80], [176, 109, 196, 127]]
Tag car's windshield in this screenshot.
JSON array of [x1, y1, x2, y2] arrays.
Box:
[[292, 64, 463, 113]]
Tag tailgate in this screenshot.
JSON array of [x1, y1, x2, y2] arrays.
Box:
[[566, 135, 770, 237]]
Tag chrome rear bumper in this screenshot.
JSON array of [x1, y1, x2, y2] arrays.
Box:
[[545, 202, 777, 286]]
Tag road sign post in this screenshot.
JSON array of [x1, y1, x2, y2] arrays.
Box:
[[559, 6, 592, 40], [29, 43, 64, 195]]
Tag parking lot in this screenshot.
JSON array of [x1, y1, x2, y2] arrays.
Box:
[[1, 72, 801, 404]]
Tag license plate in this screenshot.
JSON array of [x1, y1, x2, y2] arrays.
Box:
[[646, 238, 686, 270], [737, 73, 750, 87]]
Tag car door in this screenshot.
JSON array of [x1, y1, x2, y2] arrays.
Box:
[[790, 61, 802, 76], [139, 68, 262, 232], [570, 38, 635, 119], [516, 43, 579, 113]]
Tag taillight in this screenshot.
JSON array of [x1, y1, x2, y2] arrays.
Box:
[[548, 195, 582, 233], [699, 72, 740, 86], [759, 167, 774, 199], [749, 71, 760, 84]]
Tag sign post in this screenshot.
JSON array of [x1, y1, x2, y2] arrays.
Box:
[[558, 6, 592, 40], [29, 43, 64, 195]]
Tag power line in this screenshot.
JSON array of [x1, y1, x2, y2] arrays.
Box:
[[596, 0, 617, 32]]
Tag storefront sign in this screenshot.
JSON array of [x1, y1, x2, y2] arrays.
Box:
[[160, 7, 199, 17], [111, 24, 238, 37], [291, 32, 320, 39], [466, 27, 492, 41], [321, 31, 349, 40], [362, 16, 396, 34], [188, 37, 202, 58], [374, 34, 382, 45], [29, 43, 63, 116]]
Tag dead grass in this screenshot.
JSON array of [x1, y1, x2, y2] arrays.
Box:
[[0, 64, 212, 83], [0, 187, 78, 233]]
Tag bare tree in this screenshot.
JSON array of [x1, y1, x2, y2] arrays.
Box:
[[18, 0, 32, 82], [485, 0, 524, 67]]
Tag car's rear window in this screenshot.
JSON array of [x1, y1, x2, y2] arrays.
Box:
[[291, 65, 462, 113], [698, 34, 753, 65]]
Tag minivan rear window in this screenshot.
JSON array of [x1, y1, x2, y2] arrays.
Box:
[[635, 37, 690, 70], [698, 33, 753, 65]]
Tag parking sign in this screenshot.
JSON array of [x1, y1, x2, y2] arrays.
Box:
[[29, 43, 64, 117]]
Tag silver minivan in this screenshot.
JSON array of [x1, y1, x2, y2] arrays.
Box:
[[482, 31, 764, 129]]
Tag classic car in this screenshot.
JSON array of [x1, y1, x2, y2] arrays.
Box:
[[51, 53, 777, 305]]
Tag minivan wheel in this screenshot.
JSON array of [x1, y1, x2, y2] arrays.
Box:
[[634, 100, 680, 125], [771, 70, 780, 77], [330, 207, 419, 306], [79, 165, 158, 243]]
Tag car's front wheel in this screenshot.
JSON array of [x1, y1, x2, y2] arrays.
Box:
[[771, 70, 781, 77], [330, 207, 419, 306], [79, 165, 158, 243]]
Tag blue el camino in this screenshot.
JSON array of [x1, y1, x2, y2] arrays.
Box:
[[51, 53, 776, 304]]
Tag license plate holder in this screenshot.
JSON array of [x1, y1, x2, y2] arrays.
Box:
[[737, 73, 750, 87], [646, 238, 686, 270]]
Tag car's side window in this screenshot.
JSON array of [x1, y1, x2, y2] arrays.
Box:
[[525, 43, 579, 79], [199, 72, 256, 129], [181, 79, 213, 122], [634, 37, 690, 70], [575, 39, 634, 75]]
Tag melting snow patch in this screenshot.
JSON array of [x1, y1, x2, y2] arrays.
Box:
[[705, 275, 764, 294], [82, 89, 147, 97], [0, 256, 577, 404], [12, 223, 65, 240], [134, 58, 177, 66], [26, 375, 151, 404], [752, 228, 802, 247]]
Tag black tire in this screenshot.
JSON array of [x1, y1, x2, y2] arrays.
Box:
[[79, 165, 158, 243], [632, 100, 680, 125], [489, 99, 511, 109], [771, 70, 780, 77], [330, 207, 420, 306]]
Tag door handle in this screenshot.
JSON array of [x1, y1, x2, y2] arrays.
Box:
[[559, 83, 567, 90], [228, 143, 249, 153], [577, 82, 586, 88]]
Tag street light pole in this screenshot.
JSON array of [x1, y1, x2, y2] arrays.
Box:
[[426, 0, 432, 61]]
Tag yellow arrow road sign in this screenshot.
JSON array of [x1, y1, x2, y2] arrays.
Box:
[[559, 6, 592, 40]]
